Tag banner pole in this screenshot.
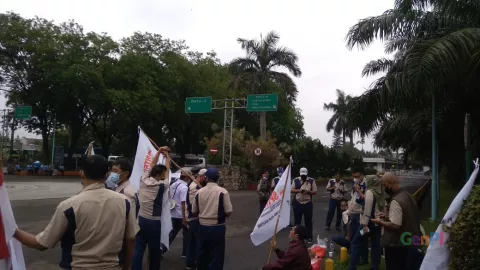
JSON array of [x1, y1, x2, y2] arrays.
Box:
[[140, 127, 200, 186], [266, 159, 292, 264]]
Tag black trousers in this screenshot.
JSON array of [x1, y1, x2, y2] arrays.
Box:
[[293, 200, 313, 240], [169, 218, 188, 256], [259, 199, 268, 215], [385, 247, 424, 270]]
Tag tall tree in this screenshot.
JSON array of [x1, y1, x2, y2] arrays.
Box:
[[344, 0, 480, 186], [324, 89, 354, 145], [229, 31, 302, 140]]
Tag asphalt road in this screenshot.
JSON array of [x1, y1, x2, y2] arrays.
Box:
[[6, 175, 428, 270]]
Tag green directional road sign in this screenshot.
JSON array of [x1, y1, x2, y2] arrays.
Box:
[[15, 106, 32, 120], [247, 94, 278, 112], [185, 97, 212, 113]]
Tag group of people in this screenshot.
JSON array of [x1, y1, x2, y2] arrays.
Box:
[[257, 167, 425, 270], [10, 150, 425, 270], [13, 146, 233, 270]]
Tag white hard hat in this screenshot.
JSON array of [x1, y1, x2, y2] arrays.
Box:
[[198, 169, 207, 176], [300, 167, 308, 176]]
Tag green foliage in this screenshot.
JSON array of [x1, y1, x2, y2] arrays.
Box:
[[449, 185, 480, 269], [342, 0, 480, 187], [0, 13, 307, 168]]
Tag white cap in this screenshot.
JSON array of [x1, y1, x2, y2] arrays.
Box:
[[198, 169, 207, 176], [300, 167, 308, 176]]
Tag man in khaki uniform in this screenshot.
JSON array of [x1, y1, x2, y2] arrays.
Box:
[[106, 159, 138, 267], [192, 167, 233, 270], [13, 155, 138, 270], [184, 167, 207, 269], [291, 167, 317, 243]]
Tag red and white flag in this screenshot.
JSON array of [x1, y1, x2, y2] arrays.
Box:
[[0, 161, 26, 270], [129, 127, 173, 251]]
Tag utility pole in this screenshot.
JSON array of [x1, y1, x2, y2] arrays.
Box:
[[51, 113, 57, 165], [9, 113, 15, 156]]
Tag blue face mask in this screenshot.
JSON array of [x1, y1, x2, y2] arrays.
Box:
[[106, 173, 121, 189]]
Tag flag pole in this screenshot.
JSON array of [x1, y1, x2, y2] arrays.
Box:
[[266, 158, 292, 264], [139, 127, 200, 186]]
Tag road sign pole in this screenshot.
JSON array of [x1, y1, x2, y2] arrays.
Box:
[[221, 99, 227, 165], [229, 99, 234, 165]]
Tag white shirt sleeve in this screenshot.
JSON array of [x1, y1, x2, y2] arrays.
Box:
[[389, 200, 403, 226]]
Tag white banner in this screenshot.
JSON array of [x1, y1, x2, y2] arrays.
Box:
[[0, 178, 26, 270], [420, 159, 480, 270], [250, 163, 292, 246], [129, 128, 173, 251]]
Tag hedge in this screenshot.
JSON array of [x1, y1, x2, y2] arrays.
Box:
[[449, 185, 480, 268]]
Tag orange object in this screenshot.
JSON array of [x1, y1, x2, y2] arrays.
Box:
[[311, 257, 322, 270]]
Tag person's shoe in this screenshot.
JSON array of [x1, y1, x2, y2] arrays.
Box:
[[335, 227, 342, 232], [186, 264, 195, 269], [324, 226, 330, 231], [181, 254, 186, 258]]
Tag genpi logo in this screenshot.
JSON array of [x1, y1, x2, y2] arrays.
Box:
[[400, 231, 445, 246]]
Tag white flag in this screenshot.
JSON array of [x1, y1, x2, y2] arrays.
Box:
[[129, 128, 173, 251], [84, 141, 95, 156], [0, 173, 26, 270], [420, 159, 480, 270], [250, 163, 292, 246]]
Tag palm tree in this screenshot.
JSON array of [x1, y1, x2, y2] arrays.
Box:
[[229, 31, 302, 140], [356, 136, 365, 151], [344, 0, 480, 188], [324, 89, 356, 145]]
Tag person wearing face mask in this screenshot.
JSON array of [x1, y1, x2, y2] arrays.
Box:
[[165, 168, 190, 258], [262, 225, 312, 270], [132, 146, 171, 270], [271, 167, 284, 192], [291, 167, 317, 243], [257, 169, 271, 214], [184, 167, 207, 270], [370, 173, 423, 270], [13, 155, 138, 270], [108, 159, 139, 268], [348, 175, 385, 270], [347, 166, 369, 266]]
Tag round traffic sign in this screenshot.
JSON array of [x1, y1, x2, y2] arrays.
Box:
[[209, 148, 218, 156], [254, 148, 262, 156]]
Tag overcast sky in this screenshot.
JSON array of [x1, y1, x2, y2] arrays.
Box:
[[1, 0, 392, 151]]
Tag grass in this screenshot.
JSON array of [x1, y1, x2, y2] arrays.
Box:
[[421, 179, 458, 234]]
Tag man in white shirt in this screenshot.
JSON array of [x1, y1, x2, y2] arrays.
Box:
[[167, 169, 190, 257]]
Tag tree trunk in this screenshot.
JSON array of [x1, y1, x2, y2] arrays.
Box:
[[41, 130, 50, 164], [349, 133, 354, 145], [260, 112, 267, 141], [342, 129, 346, 146]]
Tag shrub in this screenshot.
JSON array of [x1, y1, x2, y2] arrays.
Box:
[[449, 185, 480, 269]]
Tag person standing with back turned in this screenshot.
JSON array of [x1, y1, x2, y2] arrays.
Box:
[[192, 167, 233, 270], [13, 155, 138, 270], [132, 146, 171, 270]]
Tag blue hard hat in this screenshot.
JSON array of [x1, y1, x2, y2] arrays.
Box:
[[205, 167, 219, 181], [277, 167, 285, 174]]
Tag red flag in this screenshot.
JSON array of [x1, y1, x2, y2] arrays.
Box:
[[0, 160, 10, 260]]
